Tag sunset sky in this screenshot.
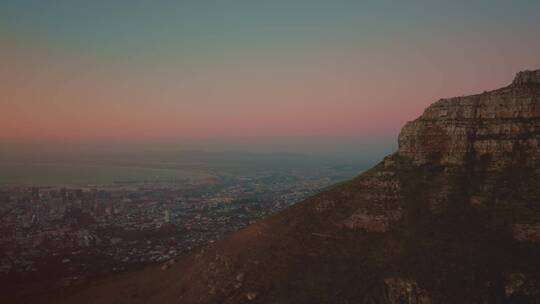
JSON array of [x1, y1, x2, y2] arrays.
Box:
[[1, 0, 539, 156]]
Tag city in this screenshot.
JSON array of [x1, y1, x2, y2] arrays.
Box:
[[0, 167, 357, 297]]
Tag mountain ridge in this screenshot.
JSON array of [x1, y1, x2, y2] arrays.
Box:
[[49, 69, 540, 304]]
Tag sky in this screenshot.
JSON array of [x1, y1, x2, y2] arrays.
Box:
[[1, 0, 539, 158]]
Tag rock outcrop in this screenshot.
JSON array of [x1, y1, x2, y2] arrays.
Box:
[[54, 70, 540, 304], [513, 70, 540, 86], [398, 74, 540, 168]]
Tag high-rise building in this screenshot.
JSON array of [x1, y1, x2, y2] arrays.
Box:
[[164, 209, 170, 224]]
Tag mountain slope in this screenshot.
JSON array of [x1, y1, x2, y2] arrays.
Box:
[[56, 70, 540, 304]]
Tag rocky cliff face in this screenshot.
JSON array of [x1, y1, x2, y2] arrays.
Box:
[[397, 71, 540, 246], [56, 70, 540, 304], [398, 70, 540, 168]]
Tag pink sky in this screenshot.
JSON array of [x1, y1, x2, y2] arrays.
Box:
[[1, 31, 539, 144]]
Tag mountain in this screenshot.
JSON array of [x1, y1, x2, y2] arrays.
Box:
[[54, 70, 540, 304]]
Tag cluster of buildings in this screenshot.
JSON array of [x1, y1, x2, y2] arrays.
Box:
[[0, 168, 349, 290]]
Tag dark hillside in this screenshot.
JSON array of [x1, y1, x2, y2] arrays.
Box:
[[36, 69, 540, 304]]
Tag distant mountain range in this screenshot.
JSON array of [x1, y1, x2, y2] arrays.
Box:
[[37, 69, 540, 303]]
